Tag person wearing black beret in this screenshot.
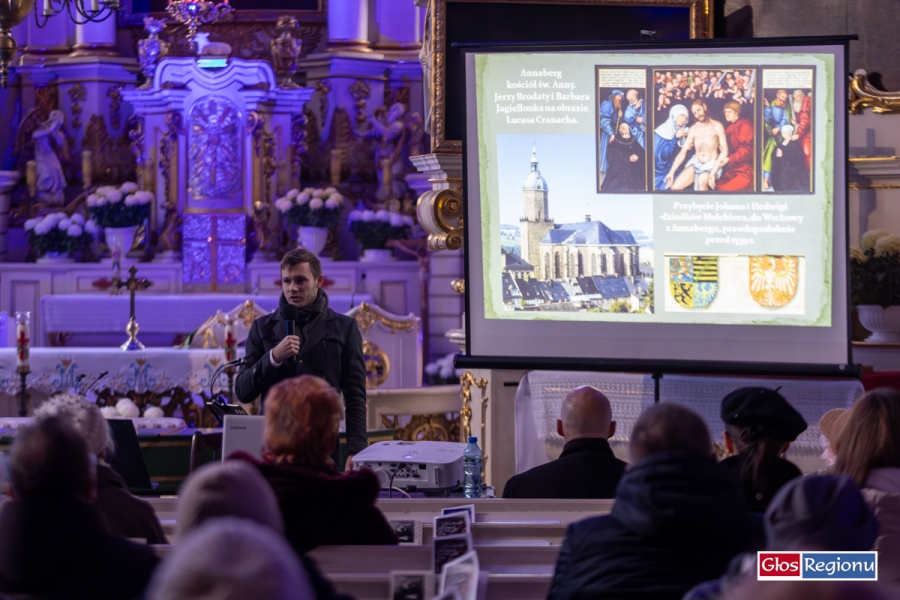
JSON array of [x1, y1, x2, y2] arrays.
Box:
[[720, 386, 807, 513]]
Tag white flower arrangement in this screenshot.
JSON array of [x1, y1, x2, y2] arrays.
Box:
[[87, 182, 152, 228], [347, 209, 414, 249], [851, 229, 900, 307], [25, 211, 99, 258], [275, 187, 344, 228]]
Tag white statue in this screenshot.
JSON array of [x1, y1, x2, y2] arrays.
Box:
[[195, 32, 232, 56], [32, 110, 68, 206]]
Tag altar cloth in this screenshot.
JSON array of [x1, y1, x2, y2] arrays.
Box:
[[39, 293, 373, 346], [0, 348, 242, 418]]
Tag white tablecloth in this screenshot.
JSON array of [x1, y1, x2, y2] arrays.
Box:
[[515, 371, 865, 474], [0, 348, 242, 417], [41, 293, 373, 336]]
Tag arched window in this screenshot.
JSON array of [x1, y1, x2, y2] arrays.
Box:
[[577, 253, 584, 277], [554, 253, 561, 279]]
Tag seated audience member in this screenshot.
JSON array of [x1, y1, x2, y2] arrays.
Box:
[[503, 386, 626, 498], [177, 461, 349, 600], [817, 408, 849, 471], [834, 388, 900, 585], [35, 393, 167, 544], [684, 474, 879, 600], [547, 403, 753, 600], [0, 416, 158, 600], [720, 387, 807, 512], [148, 518, 314, 600], [232, 375, 397, 554]]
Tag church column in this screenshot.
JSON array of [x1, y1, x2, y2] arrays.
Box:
[[328, 0, 369, 51], [20, 13, 71, 64], [71, 17, 119, 57], [373, 0, 425, 51]]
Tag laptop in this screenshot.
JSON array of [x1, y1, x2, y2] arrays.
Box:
[[222, 415, 265, 460], [106, 419, 154, 493]]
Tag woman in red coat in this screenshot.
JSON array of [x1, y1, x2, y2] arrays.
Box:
[[231, 375, 397, 554], [714, 101, 754, 192]]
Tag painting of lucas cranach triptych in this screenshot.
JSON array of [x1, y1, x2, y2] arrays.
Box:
[[595, 67, 814, 195]]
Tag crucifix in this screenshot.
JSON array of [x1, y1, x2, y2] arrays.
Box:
[[117, 265, 154, 351]]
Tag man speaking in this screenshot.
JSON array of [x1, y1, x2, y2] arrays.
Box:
[[236, 248, 367, 469]]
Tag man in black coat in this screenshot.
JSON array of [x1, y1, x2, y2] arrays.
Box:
[[503, 386, 626, 499], [0, 416, 158, 600], [235, 249, 368, 468], [548, 403, 754, 600]]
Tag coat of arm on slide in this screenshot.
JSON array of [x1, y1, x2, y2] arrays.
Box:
[[749, 255, 799, 308], [669, 256, 718, 309]]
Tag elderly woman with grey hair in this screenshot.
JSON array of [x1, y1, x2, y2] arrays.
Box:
[[34, 394, 167, 544]]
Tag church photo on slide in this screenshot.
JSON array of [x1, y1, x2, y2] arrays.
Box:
[[498, 136, 653, 314]]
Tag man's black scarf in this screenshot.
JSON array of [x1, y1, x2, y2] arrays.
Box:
[[294, 288, 328, 347]]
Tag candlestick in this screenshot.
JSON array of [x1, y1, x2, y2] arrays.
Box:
[[330, 149, 341, 186], [18, 369, 29, 417], [43, 0, 52, 16], [90, 0, 99, 11], [15, 312, 30, 372], [224, 318, 236, 363], [26, 160, 36, 197], [82, 150, 92, 188]]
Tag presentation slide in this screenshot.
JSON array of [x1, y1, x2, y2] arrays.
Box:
[[464, 41, 849, 368]]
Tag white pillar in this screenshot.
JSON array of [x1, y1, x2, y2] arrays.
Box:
[[0, 171, 21, 259], [71, 17, 118, 57], [374, 0, 424, 50], [327, 0, 369, 51], [21, 14, 70, 63]]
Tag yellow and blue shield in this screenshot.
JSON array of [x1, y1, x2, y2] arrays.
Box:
[[669, 256, 719, 309]]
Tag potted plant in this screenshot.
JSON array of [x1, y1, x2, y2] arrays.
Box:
[[24, 212, 99, 263], [347, 209, 413, 262], [86, 182, 153, 256], [851, 229, 900, 341], [275, 187, 344, 256]]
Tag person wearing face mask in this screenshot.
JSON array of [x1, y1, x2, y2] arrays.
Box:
[[236, 248, 367, 470]]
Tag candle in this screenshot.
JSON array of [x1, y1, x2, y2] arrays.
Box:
[[330, 149, 341, 186], [82, 150, 92, 187], [15, 312, 31, 372], [224, 319, 236, 362], [26, 160, 36, 193], [43, 0, 51, 17], [90, 0, 99, 11]]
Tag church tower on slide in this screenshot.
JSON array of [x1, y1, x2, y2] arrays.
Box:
[[520, 143, 555, 280]]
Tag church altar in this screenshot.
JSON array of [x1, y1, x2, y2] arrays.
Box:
[[0, 348, 238, 424], [39, 292, 373, 347]]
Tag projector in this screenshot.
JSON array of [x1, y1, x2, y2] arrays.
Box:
[[352, 440, 466, 493]]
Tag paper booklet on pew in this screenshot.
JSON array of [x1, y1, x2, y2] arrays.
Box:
[[441, 504, 476, 521], [390, 570, 435, 600], [433, 512, 473, 574], [390, 520, 423, 545], [439, 551, 487, 600]]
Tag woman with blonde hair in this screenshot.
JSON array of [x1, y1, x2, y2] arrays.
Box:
[[231, 375, 396, 554], [834, 388, 900, 584]]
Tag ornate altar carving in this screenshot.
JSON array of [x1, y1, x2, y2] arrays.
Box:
[[850, 70, 900, 115], [382, 413, 461, 442], [83, 115, 135, 185], [350, 302, 417, 334], [138, 17, 170, 89], [460, 370, 489, 477], [107, 85, 124, 132], [67, 84, 87, 132], [270, 16, 303, 89], [417, 185, 463, 251], [362, 339, 389, 389], [189, 96, 243, 199]]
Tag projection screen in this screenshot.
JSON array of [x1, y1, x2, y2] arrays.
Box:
[[462, 38, 851, 373]]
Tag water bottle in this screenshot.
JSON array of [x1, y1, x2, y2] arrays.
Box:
[[463, 436, 483, 498]]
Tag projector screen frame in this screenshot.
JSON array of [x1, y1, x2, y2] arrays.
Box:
[[459, 35, 857, 379]]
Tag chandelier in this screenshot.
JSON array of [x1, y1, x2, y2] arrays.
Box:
[[0, 0, 121, 88]]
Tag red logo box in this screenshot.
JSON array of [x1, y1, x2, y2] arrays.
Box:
[[758, 552, 802, 579]]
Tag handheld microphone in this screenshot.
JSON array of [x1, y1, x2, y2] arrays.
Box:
[[280, 304, 299, 363]]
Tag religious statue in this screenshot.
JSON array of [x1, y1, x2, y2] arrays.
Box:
[[358, 102, 408, 201], [195, 32, 232, 56], [138, 17, 169, 89], [32, 110, 68, 207], [269, 16, 302, 89]]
